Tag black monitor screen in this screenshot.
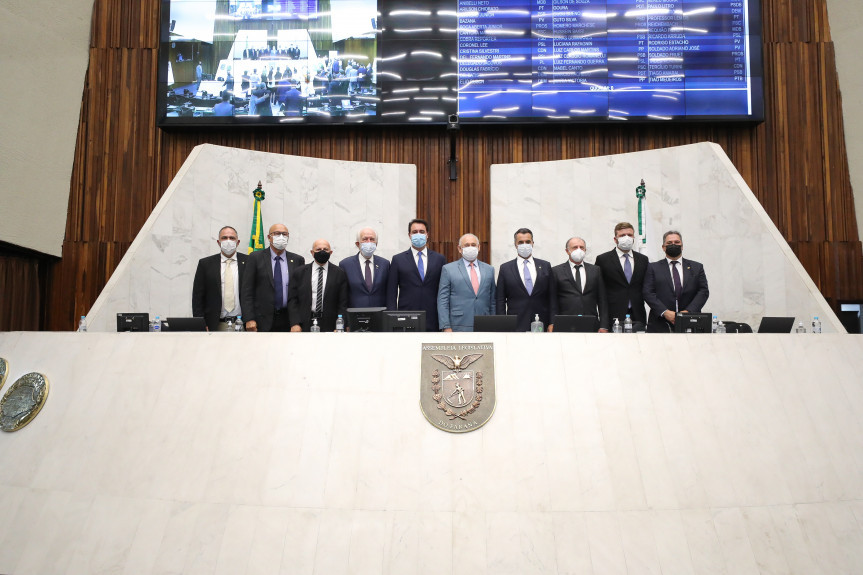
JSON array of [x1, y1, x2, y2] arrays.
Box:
[[158, 0, 763, 125]]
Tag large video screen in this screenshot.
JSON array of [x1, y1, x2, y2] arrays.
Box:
[[157, 0, 763, 125]]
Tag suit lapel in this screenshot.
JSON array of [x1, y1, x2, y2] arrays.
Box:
[[564, 264, 580, 293], [514, 261, 529, 296], [457, 260, 473, 293]]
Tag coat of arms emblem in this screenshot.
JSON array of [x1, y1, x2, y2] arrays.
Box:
[[420, 343, 496, 432]]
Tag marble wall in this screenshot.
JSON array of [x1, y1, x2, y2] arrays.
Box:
[[84, 144, 417, 331], [490, 142, 844, 332], [1, 331, 863, 573]]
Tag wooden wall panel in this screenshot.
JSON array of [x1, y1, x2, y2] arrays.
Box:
[[2, 0, 859, 331]]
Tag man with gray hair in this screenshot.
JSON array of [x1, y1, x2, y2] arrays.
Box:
[[642, 230, 709, 332], [437, 233, 496, 332], [549, 236, 609, 332], [339, 227, 390, 308]]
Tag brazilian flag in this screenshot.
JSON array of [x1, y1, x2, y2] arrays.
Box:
[[248, 182, 266, 253]]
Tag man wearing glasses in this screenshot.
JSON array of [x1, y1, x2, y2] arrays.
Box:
[[241, 223, 305, 332]]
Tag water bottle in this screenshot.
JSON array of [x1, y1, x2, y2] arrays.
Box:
[[335, 315, 345, 332], [530, 314, 544, 333], [711, 315, 719, 333], [812, 316, 822, 334], [310, 318, 321, 333], [226, 317, 234, 331], [150, 315, 161, 333], [795, 321, 806, 334], [716, 321, 726, 334], [623, 314, 633, 334], [234, 315, 243, 332], [612, 318, 622, 333], [77, 315, 87, 332]]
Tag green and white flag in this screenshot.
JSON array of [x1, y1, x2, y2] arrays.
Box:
[[248, 181, 266, 253]]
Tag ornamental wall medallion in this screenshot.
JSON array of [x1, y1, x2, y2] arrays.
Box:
[[1, 372, 49, 432], [420, 343, 496, 433]]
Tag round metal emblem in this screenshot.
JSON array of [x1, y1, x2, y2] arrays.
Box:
[[0, 358, 8, 390], [0, 372, 49, 432]]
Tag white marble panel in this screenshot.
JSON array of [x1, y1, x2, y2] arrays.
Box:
[[0, 332, 862, 574], [491, 142, 844, 331], [84, 144, 416, 331]]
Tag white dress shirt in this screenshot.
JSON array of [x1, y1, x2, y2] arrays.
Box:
[[518, 256, 536, 289], [220, 253, 241, 317], [411, 246, 428, 272], [311, 261, 329, 311], [569, 260, 586, 292], [616, 247, 634, 272], [358, 253, 374, 284]]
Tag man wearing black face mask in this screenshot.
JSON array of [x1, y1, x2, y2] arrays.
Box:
[[642, 230, 709, 333], [288, 239, 349, 332]]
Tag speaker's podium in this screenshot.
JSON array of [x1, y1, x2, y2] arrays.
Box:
[[1, 330, 862, 572]]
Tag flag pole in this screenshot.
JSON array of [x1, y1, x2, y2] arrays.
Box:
[[248, 181, 266, 254]]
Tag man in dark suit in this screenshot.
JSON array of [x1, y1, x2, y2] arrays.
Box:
[[642, 230, 709, 332], [240, 223, 305, 332], [288, 239, 349, 331], [437, 233, 496, 332], [549, 237, 610, 332], [192, 225, 248, 331], [595, 221, 649, 329], [386, 218, 446, 331], [338, 227, 390, 308], [496, 227, 552, 331]]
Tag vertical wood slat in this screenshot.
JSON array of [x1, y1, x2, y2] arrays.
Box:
[[2, 0, 860, 330]]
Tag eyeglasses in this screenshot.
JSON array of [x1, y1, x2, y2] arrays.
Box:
[[270, 232, 289, 238]]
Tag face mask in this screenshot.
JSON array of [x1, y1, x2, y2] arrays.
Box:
[[569, 248, 586, 264], [314, 250, 331, 264], [271, 235, 288, 250], [664, 244, 682, 258], [461, 246, 479, 262], [616, 236, 634, 251], [516, 243, 533, 259], [359, 242, 376, 258], [220, 240, 237, 256], [410, 233, 427, 249]]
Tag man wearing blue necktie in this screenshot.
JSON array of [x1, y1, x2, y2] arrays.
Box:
[[495, 228, 553, 332], [595, 222, 650, 329]]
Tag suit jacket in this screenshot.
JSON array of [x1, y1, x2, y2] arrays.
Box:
[[437, 259, 496, 332], [386, 248, 446, 332], [287, 262, 350, 331], [495, 257, 552, 332], [338, 253, 390, 308], [240, 247, 305, 332], [192, 252, 248, 331], [594, 248, 649, 324], [550, 261, 610, 330], [642, 258, 710, 332]]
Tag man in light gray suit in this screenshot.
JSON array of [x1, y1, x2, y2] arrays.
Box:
[[437, 233, 496, 332]]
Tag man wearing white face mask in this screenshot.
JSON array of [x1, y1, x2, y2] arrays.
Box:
[[595, 221, 649, 329], [496, 227, 553, 332], [338, 227, 391, 308], [549, 236, 610, 332], [437, 233, 496, 332], [192, 226, 248, 332]]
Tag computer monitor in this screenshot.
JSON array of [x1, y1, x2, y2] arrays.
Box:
[[117, 312, 149, 332], [381, 310, 426, 332], [473, 315, 518, 332], [552, 315, 598, 333], [674, 313, 712, 333], [162, 317, 207, 332], [347, 307, 386, 332], [757, 316, 795, 333]]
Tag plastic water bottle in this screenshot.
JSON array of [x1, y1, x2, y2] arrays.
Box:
[[812, 316, 822, 334], [623, 314, 633, 334], [226, 317, 234, 331], [310, 318, 321, 333], [716, 321, 726, 334], [530, 314, 544, 333], [612, 318, 622, 333], [795, 321, 806, 334], [77, 316, 87, 332], [234, 315, 243, 332], [335, 315, 345, 332], [150, 316, 161, 333], [712, 315, 719, 333]]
